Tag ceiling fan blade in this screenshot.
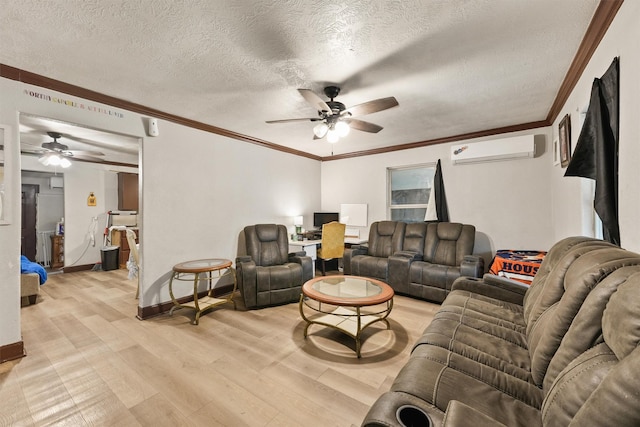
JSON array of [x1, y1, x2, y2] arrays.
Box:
[[20, 143, 48, 153], [70, 154, 105, 162], [68, 150, 105, 156], [266, 118, 320, 124], [298, 89, 332, 115], [343, 97, 399, 117], [345, 118, 384, 133]]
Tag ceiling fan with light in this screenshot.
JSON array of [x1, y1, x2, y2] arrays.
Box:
[[266, 86, 399, 143], [23, 132, 105, 168]]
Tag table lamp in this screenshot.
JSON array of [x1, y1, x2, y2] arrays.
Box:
[[294, 216, 303, 235]]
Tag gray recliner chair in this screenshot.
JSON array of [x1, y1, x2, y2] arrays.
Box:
[[236, 224, 313, 309]]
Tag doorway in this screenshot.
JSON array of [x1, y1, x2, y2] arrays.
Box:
[[21, 171, 65, 267], [21, 184, 38, 260]]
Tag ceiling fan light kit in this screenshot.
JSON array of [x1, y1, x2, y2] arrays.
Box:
[[313, 122, 329, 138], [26, 131, 106, 168], [266, 85, 398, 144], [38, 152, 71, 168]]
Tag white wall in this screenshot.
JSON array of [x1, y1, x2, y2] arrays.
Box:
[[549, 0, 640, 252], [139, 119, 320, 306], [322, 128, 553, 264]]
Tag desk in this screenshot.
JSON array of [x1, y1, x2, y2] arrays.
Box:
[[289, 238, 368, 275], [168, 258, 236, 325]]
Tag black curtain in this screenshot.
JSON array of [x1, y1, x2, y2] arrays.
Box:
[[565, 57, 620, 246], [426, 159, 449, 222]]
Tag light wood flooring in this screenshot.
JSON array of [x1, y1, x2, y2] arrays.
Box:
[[1, 269, 439, 426]]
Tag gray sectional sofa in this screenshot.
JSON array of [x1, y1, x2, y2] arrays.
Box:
[[362, 236, 640, 426], [344, 221, 484, 303]]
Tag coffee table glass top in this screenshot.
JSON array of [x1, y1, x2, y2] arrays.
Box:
[[302, 276, 394, 306], [311, 276, 382, 298]]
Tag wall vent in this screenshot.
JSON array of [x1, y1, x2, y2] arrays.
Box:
[[49, 176, 64, 189]]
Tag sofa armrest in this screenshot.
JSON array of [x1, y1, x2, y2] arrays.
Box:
[[443, 401, 508, 427], [388, 251, 422, 291], [460, 255, 484, 278], [450, 273, 527, 305], [288, 253, 313, 281], [392, 250, 423, 261], [343, 245, 368, 275]]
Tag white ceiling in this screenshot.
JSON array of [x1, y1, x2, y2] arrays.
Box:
[[1, 0, 601, 162]]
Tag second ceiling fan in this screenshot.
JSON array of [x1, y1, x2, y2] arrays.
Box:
[[266, 86, 398, 143]]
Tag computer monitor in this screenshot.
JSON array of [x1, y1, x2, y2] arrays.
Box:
[[313, 212, 340, 228]]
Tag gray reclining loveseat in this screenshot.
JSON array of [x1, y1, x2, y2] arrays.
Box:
[[344, 221, 484, 303], [362, 236, 640, 426]]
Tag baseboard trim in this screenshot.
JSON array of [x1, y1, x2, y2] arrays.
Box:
[[63, 263, 95, 273], [0, 340, 25, 364], [137, 284, 235, 320]]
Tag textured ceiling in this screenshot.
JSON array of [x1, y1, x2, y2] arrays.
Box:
[[1, 0, 601, 161]]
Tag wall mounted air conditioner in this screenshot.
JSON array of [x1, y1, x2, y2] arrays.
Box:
[[450, 135, 535, 165], [49, 176, 64, 189]]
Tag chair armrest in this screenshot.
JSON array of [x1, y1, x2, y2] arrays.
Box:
[[343, 245, 368, 275], [450, 273, 527, 305], [235, 256, 257, 308], [460, 255, 484, 278], [443, 400, 508, 427], [288, 253, 313, 281], [235, 255, 252, 264]]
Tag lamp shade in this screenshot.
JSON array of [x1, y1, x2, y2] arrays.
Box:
[[313, 123, 329, 138], [293, 215, 304, 226], [335, 121, 350, 137], [326, 129, 339, 143], [59, 157, 72, 168]]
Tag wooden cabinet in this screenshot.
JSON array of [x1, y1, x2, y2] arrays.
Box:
[[118, 172, 139, 211], [110, 229, 139, 268], [51, 235, 64, 269]]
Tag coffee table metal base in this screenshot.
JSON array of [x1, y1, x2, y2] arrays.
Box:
[[299, 295, 393, 358]]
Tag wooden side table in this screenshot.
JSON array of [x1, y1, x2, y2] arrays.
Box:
[[50, 235, 64, 269], [168, 258, 236, 325]]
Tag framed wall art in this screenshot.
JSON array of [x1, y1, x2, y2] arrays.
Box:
[[559, 114, 571, 168]]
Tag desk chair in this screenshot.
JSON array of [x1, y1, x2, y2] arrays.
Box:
[[125, 229, 140, 299], [317, 221, 346, 275]]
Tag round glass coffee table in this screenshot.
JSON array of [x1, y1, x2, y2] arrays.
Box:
[[299, 275, 394, 358]]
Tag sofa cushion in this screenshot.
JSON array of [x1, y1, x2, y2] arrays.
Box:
[[410, 262, 461, 292], [367, 221, 405, 258], [391, 346, 544, 427], [403, 222, 427, 254], [350, 256, 391, 281], [423, 223, 475, 266], [527, 247, 640, 386], [255, 263, 303, 292], [602, 274, 640, 360]]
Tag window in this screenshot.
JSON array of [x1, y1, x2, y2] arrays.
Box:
[[387, 163, 435, 223]]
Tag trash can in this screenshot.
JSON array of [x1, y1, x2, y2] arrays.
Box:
[[101, 246, 120, 271]]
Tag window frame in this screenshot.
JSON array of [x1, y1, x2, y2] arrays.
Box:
[[387, 162, 436, 223]]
